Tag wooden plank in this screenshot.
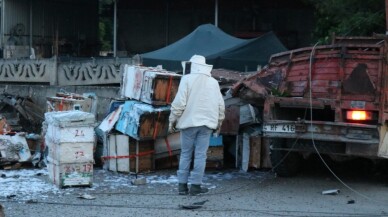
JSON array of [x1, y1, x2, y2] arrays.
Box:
[[249, 136, 261, 169], [116, 134, 130, 173], [261, 138, 272, 169]]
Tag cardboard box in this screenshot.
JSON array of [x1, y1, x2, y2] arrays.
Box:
[[104, 134, 154, 173], [47, 160, 93, 188], [115, 100, 170, 140], [121, 65, 181, 105]]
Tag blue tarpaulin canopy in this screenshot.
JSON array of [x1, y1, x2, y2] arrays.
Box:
[[141, 24, 287, 72]]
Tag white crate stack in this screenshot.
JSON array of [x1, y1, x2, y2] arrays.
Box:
[[44, 111, 96, 188]]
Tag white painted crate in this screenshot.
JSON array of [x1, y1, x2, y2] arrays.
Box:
[[46, 125, 95, 143], [47, 160, 93, 188], [47, 141, 94, 164]]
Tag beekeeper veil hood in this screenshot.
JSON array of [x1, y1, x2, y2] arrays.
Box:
[[182, 55, 213, 76]]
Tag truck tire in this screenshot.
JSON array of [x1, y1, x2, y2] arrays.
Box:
[[270, 139, 302, 177]]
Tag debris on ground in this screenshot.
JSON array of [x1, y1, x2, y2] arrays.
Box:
[[77, 193, 96, 200], [179, 200, 209, 209], [322, 189, 340, 195], [0, 93, 44, 133], [131, 176, 147, 185]]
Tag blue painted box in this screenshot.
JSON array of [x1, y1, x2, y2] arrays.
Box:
[[115, 100, 170, 140], [209, 135, 223, 147]]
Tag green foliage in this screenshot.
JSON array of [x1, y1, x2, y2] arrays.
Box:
[[304, 0, 385, 44], [99, 0, 113, 51], [99, 19, 112, 51]]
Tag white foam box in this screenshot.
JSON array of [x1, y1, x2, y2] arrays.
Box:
[[47, 160, 93, 188], [46, 140, 94, 164]]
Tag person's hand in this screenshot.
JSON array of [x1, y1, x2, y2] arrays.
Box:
[[213, 121, 222, 137], [168, 122, 176, 134], [213, 129, 220, 137]]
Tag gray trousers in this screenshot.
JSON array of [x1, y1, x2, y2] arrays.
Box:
[[177, 126, 212, 185]]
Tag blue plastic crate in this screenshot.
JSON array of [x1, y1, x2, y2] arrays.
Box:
[[209, 135, 223, 147]]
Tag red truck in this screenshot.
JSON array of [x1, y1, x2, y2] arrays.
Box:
[[235, 36, 388, 176]]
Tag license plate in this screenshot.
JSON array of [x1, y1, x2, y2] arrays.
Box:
[[263, 124, 296, 133]]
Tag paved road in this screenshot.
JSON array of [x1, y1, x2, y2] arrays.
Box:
[[2, 157, 388, 217]]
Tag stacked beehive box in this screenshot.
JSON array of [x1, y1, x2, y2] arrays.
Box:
[[45, 111, 96, 188], [101, 65, 182, 173], [46, 92, 95, 113]]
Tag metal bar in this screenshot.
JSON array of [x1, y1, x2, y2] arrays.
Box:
[[165, 0, 169, 46], [214, 0, 218, 27], [113, 0, 117, 57], [2, 0, 4, 48], [29, 0, 32, 56], [386, 0, 388, 35]]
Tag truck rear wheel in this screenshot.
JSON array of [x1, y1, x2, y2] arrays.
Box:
[[270, 139, 302, 177]]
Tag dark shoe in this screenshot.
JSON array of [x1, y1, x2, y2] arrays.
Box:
[[190, 184, 209, 196], [178, 183, 189, 195]]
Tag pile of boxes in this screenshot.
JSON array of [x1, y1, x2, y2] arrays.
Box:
[[100, 65, 182, 173], [45, 111, 96, 188]]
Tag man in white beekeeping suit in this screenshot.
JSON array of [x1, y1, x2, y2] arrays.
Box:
[[168, 54, 225, 196]]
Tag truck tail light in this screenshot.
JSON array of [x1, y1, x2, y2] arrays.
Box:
[[346, 110, 372, 121]]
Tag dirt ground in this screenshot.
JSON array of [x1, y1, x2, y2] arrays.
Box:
[[2, 156, 388, 217]]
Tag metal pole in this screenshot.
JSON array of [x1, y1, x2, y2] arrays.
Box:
[[386, 0, 388, 35], [2, 0, 5, 48], [113, 0, 117, 57], [214, 0, 218, 27], [165, 0, 169, 46], [30, 0, 33, 55]]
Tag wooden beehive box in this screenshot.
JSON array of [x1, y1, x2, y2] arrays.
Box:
[[104, 134, 154, 173], [115, 100, 170, 140]]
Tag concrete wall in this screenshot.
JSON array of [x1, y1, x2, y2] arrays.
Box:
[[0, 84, 121, 122]]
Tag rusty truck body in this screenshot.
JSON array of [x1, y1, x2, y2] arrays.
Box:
[[242, 36, 388, 176]]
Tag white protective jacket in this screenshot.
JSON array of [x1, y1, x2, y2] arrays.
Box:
[[169, 70, 225, 130]]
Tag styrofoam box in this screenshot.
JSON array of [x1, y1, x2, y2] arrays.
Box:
[[47, 161, 93, 188], [46, 125, 95, 143], [47, 141, 94, 164]]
